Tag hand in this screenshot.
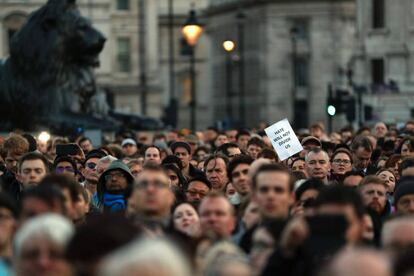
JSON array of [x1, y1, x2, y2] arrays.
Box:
[[280, 217, 309, 257]]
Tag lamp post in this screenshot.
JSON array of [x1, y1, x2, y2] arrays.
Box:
[[290, 27, 298, 128], [139, 0, 147, 115], [223, 40, 235, 122], [236, 8, 246, 127], [167, 0, 177, 127], [182, 8, 203, 131]]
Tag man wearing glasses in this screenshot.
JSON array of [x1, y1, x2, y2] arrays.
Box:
[[95, 160, 134, 213], [185, 176, 211, 207], [82, 150, 106, 195], [127, 164, 174, 232]]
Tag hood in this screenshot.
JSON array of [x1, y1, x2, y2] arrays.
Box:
[[97, 160, 134, 202]]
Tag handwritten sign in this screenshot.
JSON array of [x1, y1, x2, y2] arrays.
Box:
[[264, 118, 303, 161]]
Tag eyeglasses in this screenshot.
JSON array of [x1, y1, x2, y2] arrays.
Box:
[[135, 180, 170, 189], [333, 159, 351, 165], [104, 172, 126, 181], [85, 162, 97, 169], [55, 166, 75, 174]]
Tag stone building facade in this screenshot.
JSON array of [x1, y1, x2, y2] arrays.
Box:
[[353, 0, 414, 123], [3, 0, 413, 130], [157, 0, 210, 129], [206, 0, 356, 129]]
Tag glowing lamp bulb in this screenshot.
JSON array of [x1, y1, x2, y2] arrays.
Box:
[[38, 131, 51, 143]]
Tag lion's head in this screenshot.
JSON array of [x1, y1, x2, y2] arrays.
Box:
[[0, 0, 107, 126], [10, 0, 105, 72]]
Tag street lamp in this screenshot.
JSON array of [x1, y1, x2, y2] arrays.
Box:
[[167, 0, 177, 128], [236, 8, 246, 127], [290, 26, 299, 128], [223, 40, 235, 123], [223, 40, 235, 52], [182, 8, 203, 131]]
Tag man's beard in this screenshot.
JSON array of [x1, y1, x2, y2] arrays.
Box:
[[368, 201, 383, 213], [107, 188, 125, 195]]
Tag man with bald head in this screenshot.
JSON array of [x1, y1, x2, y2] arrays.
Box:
[[382, 216, 414, 260], [305, 148, 331, 184], [325, 248, 391, 276]]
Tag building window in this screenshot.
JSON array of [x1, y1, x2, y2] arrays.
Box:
[[371, 58, 385, 85], [372, 0, 385, 29], [291, 19, 309, 41], [294, 58, 309, 87], [117, 0, 129, 10], [117, 38, 131, 73]]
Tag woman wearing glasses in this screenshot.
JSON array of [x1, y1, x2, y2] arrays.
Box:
[[330, 149, 353, 183], [53, 156, 78, 178]]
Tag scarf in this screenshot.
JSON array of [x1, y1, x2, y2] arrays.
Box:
[[102, 193, 126, 212]]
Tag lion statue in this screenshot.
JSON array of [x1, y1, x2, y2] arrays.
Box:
[[0, 0, 106, 130]]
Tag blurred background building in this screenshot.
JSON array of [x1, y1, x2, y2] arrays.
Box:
[[352, 0, 414, 124], [1, 0, 414, 130]]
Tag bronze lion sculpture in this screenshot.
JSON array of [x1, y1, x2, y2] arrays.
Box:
[[0, 0, 106, 130]]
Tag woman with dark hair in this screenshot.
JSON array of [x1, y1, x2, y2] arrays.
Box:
[[376, 156, 388, 170], [330, 149, 353, 183], [53, 155, 78, 179], [384, 154, 402, 180], [170, 202, 201, 238], [290, 157, 306, 176], [398, 136, 414, 157], [194, 146, 210, 162], [162, 163, 188, 191]]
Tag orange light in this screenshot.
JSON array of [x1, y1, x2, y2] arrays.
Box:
[[182, 24, 203, 46], [182, 9, 204, 47]]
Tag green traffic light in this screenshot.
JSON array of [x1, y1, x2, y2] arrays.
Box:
[[327, 105, 336, 116]]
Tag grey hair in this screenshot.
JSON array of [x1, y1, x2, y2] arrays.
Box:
[[203, 241, 251, 276], [99, 238, 191, 276], [14, 214, 74, 258], [98, 155, 117, 165], [305, 148, 329, 162], [321, 248, 391, 276]]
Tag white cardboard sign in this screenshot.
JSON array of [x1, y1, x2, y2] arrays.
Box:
[[264, 118, 303, 161]]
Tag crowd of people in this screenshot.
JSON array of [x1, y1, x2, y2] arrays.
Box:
[[1, 120, 414, 275]]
